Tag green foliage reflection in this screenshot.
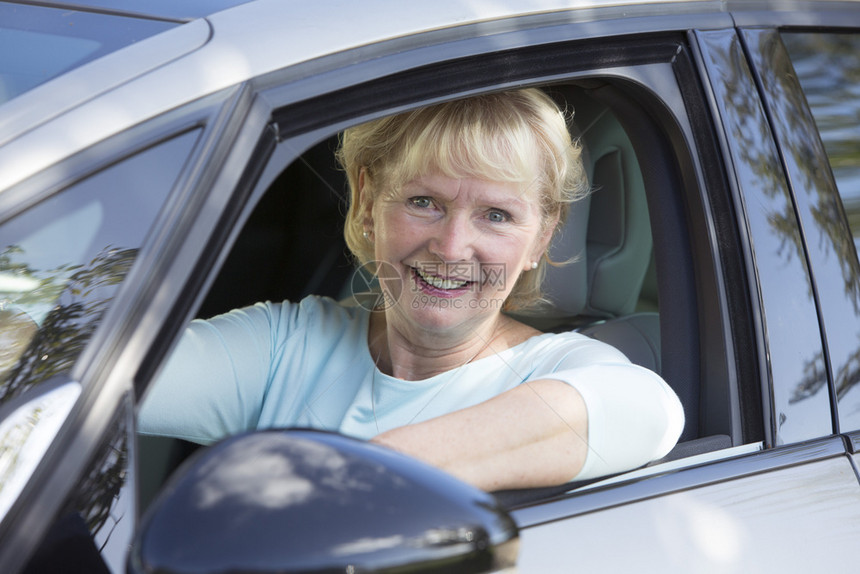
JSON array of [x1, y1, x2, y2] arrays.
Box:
[[0, 245, 137, 406]]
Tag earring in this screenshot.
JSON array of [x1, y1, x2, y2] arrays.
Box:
[[363, 231, 370, 240], [530, 261, 538, 270]]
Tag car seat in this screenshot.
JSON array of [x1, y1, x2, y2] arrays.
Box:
[[525, 87, 716, 450], [516, 92, 659, 374]]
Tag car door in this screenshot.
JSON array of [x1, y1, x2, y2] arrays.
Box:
[[513, 14, 860, 574], [125, 6, 860, 574]]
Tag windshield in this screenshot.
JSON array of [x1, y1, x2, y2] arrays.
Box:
[[0, 3, 176, 105]]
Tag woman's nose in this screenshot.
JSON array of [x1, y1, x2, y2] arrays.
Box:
[[428, 215, 475, 262]]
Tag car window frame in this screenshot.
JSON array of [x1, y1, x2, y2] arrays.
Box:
[[164, 25, 756, 515], [263, 35, 738, 441]]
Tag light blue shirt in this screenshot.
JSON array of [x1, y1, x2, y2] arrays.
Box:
[[138, 296, 684, 480]]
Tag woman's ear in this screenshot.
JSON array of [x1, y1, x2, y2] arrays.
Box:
[[529, 212, 559, 267]]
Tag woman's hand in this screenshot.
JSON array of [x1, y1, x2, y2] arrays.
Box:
[[370, 378, 588, 491]]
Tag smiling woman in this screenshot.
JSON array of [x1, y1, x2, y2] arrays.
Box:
[[138, 88, 684, 491], [340, 89, 588, 312]]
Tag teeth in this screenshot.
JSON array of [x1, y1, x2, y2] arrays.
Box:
[[416, 268, 468, 290]]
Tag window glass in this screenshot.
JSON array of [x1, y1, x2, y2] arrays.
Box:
[[783, 33, 860, 246], [21, 402, 133, 574], [0, 4, 175, 104], [784, 32, 860, 430], [0, 130, 199, 410], [78, 0, 253, 20]]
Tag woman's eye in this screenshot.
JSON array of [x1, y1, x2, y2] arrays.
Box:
[[410, 197, 433, 208], [487, 210, 510, 223]]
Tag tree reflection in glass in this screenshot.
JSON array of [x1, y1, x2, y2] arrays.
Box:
[[0, 245, 137, 406], [699, 29, 830, 442], [782, 32, 860, 428]]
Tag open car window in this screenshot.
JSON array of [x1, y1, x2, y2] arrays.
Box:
[[171, 79, 756, 505]]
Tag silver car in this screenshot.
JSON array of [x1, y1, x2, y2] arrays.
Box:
[[2, 1, 860, 572]]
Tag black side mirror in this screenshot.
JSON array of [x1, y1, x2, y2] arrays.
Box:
[[128, 429, 518, 574]]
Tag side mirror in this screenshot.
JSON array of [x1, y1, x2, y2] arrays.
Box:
[[129, 429, 518, 573]]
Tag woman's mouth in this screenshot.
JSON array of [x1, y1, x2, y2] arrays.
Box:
[[413, 267, 471, 291]]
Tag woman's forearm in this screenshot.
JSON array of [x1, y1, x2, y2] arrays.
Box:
[[371, 378, 589, 491]]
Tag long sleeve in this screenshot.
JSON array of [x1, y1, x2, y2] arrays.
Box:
[[547, 362, 684, 481], [137, 302, 291, 444]]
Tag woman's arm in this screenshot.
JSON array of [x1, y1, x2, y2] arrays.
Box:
[[371, 378, 588, 491], [371, 367, 684, 491], [138, 303, 282, 443]]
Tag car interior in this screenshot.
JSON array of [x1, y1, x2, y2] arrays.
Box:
[[138, 81, 752, 510]]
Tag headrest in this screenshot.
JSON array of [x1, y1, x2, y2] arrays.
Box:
[[581, 109, 651, 317], [541, 181, 591, 315], [538, 99, 652, 321]]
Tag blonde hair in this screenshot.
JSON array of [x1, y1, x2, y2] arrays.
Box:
[[337, 88, 588, 310]]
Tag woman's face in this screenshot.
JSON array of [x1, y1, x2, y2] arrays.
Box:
[[365, 171, 552, 338]]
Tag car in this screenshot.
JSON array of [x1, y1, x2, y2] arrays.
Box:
[[2, 0, 860, 571]]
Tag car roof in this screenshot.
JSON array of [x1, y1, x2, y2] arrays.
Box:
[[0, 0, 858, 194]]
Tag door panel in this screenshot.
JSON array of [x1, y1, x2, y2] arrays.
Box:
[[517, 456, 860, 572]]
